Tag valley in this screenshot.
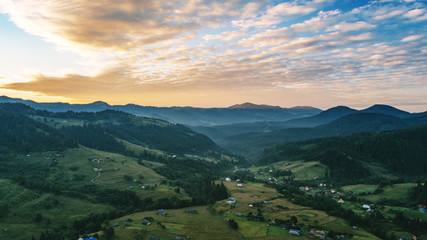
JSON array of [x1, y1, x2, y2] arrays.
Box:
[[0, 101, 426, 240]]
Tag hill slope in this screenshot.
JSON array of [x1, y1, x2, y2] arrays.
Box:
[[261, 124, 427, 183], [221, 113, 427, 162]]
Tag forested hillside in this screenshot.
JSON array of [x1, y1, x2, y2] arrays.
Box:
[[222, 113, 427, 162], [261, 124, 427, 183]]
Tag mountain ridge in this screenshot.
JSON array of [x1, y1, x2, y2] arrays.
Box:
[[0, 96, 322, 126]]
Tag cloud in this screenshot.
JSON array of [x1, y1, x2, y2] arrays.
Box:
[[267, 2, 316, 16], [237, 27, 292, 47], [327, 21, 375, 32], [373, 9, 405, 20], [401, 35, 424, 42], [0, 0, 426, 109], [240, 2, 261, 19], [403, 8, 425, 18]]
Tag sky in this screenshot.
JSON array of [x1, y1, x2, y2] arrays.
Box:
[[0, 0, 426, 112]]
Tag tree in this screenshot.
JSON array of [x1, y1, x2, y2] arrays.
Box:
[[228, 219, 238, 230], [290, 216, 298, 224]]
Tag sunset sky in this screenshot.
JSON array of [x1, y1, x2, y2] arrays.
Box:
[[0, 0, 426, 111]]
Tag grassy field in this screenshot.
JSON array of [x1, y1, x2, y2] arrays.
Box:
[[342, 184, 378, 194], [43, 146, 166, 190], [215, 181, 379, 240], [359, 183, 416, 203], [251, 161, 327, 181], [0, 179, 112, 240], [108, 206, 243, 240]]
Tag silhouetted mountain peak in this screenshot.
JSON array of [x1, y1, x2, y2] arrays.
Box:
[[318, 106, 357, 116], [361, 104, 411, 118], [228, 102, 282, 109], [89, 101, 110, 106]]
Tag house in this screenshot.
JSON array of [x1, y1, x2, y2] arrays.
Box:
[[237, 183, 243, 187], [185, 209, 198, 214], [235, 213, 242, 216], [362, 204, 370, 209], [143, 219, 151, 225], [225, 177, 231, 182], [226, 197, 236, 204], [338, 199, 345, 204], [315, 230, 326, 239], [125, 222, 132, 226], [289, 229, 301, 236], [156, 209, 166, 215]]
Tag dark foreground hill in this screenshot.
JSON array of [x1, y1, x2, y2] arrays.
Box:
[[0, 103, 222, 155]]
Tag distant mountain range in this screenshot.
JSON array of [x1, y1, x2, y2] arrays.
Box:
[[218, 110, 427, 162], [0, 96, 322, 126], [191, 104, 421, 142]]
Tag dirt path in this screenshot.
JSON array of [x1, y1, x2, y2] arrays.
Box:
[[91, 171, 101, 184]]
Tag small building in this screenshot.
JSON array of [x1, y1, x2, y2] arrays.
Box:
[[235, 213, 242, 217], [338, 198, 345, 204], [225, 177, 231, 182], [125, 222, 132, 226], [156, 209, 166, 215], [315, 230, 326, 239], [142, 219, 151, 225], [289, 229, 301, 236], [185, 209, 198, 214], [226, 197, 236, 204], [362, 204, 370, 209]]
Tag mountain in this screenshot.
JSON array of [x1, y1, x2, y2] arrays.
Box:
[[0, 96, 322, 126], [190, 105, 407, 142], [221, 112, 427, 162], [228, 102, 282, 109], [361, 104, 412, 118]]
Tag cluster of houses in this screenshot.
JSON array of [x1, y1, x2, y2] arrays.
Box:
[[418, 204, 427, 213], [307, 229, 326, 239]]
